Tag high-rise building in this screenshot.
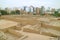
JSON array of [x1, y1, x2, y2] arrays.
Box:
[[36, 7, 40, 15], [29, 6, 34, 12], [33, 7, 36, 15], [40, 6, 45, 14], [29, 7, 31, 12], [29, 6, 36, 15], [5, 7, 12, 14], [29, 6, 34, 15], [46, 7, 50, 12], [57, 9, 60, 13], [23, 6, 27, 11], [51, 8, 55, 14]]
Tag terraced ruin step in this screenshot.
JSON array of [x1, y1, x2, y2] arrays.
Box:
[[40, 28, 60, 37], [23, 25, 41, 34], [41, 21, 60, 31]]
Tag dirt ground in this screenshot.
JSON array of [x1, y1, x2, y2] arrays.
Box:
[[0, 15, 59, 40]]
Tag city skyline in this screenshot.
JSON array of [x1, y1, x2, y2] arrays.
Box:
[[0, 0, 60, 9]]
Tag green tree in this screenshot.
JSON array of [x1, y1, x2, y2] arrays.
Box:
[[15, 10, 20, 14], [10, 11, 16, 15], [0, 10, 8, 15], [53, 11, 60, 17]]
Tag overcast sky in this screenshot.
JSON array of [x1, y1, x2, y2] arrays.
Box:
[[0, 0, 60, 9]]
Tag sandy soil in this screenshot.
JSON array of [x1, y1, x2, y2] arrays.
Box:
[[0, 15, 59, 40]]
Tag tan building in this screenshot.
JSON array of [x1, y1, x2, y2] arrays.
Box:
[[36, 7, 40, 15], [51, 8, 55, 14], [5, 8, 12, 14]]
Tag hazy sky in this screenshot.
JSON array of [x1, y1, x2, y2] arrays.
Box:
[[0, 0, 60, 9]]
